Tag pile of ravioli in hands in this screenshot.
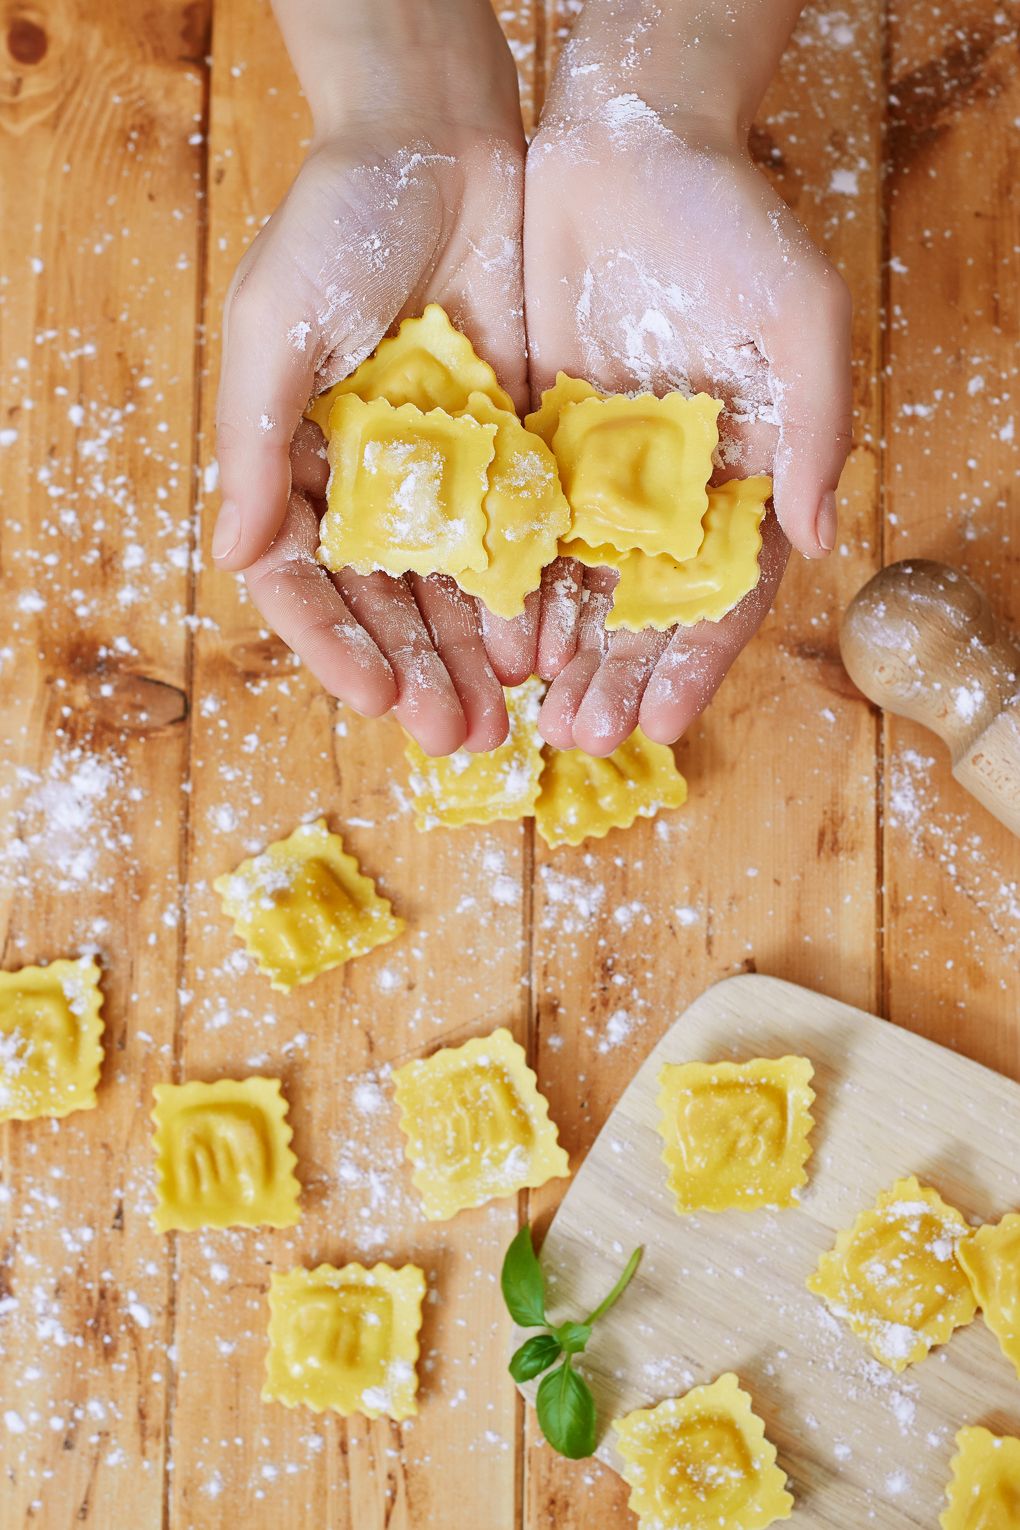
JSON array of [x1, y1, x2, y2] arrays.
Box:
[[308, 303, 772, 630]]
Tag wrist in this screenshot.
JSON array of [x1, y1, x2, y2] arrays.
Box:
[[272, 0, 523, 146]]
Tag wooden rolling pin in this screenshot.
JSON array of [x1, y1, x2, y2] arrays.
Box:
[[840, 560, 1020, 836]]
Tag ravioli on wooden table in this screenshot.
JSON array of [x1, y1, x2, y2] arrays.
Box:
[[613, 1372, 793, 1530], [151, 1076, 301, 1232], [656, 1056, 815, 1213], [393, 1027, 569, 1220], [215, 818, 403, 992], [535, 731, 688, 848], [263, 1262, 425, 1420], [405, 678, 545, 830], [957, 1211, 1020, 1378], [807, 1174, 975, 1371], [940, 1426, 1020, 1529], [0, 956, 104, 1122]]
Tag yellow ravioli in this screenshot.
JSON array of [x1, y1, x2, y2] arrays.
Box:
[[455, 393, 571, 618], [613, 1372, 793, 1530], [606, 476, 771, 631], [405, 678, 545, 830], [215, 818, 403, 992], [807, 1175, 976, 1372], [552, 392, 721, 561], [0, 956, 104, 1121], [958, 1212, 1020, 1379], [263, 1261, 425, 1419], [535, 732, 688, 848], [525, 371, 603, 446], [940, 1426, 1020, 1529], [306, 303, 514, 432], [317, 394, 494, 579], [393, 1026, 569, 1220], [657, 1057, 815, 1214], [151, 1076, 301, 1232]]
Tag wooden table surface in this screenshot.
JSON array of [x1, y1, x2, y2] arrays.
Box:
[[1, 2, 1018, 1527]]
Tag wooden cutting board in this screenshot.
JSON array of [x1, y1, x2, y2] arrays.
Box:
[[516, 974, 1020, 1527]]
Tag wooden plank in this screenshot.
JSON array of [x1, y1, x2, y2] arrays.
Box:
[[166, 2, 535, 1525], [883, 1, 1020, 1072], [519, 973, 1020, 1526], [0, 3, 208, 1525], [524, 1, 885, 1523]]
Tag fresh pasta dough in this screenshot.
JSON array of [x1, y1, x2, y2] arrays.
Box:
[[0, 956, 104, 1121]]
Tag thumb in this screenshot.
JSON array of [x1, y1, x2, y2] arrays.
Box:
[[760, 269, 853, 559], [212, 249, 322, 571]]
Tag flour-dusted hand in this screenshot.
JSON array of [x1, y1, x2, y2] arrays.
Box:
[[524, 0, 852, 753], [213, 0, 532, 755]]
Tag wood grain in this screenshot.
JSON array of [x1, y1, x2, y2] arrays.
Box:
[[517, 973, 1020, 1527], [0, 0, 1017, 1527]]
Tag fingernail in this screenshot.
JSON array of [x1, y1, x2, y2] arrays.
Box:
[[816, 491, 837, 552], [212, 500, 241, 561]]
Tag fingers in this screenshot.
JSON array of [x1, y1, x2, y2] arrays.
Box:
[[215, 252, 322, 571], [572, 630, 672, 755], [536, 557, 584, 680], [760, 267, 853, 559], [290, 418, 329, 500], [333, 569, 468, 756], [639, 511, 790, 742], [244, 492, 397, 717], [408, 575, 510, 752], [479, 591, 542, 688], [538, 567, 614, 748]]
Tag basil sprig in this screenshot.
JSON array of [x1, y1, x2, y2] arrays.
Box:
[[502, 1225, 642, 1459]]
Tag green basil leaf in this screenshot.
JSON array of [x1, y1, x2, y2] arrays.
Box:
[[536, 1361, 597, 1460], [509, 1332, 562, 1382], [552, 1321, 591, 1356], [500, 1225, 547, 1328]]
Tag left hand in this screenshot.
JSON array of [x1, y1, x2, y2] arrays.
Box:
[[523, 104, 852, 754]]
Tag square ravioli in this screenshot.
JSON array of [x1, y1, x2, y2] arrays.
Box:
[[305, 302, 514, 431], [215, 818, 403, 992], [552, 392, 721, 562], [0, 956, 104, 1121], [613, 1372, 793, 1530], [524, 371, 603, 446], [454, 393, 571, 619], [957, 1211, 1020, 1378], [807, 1175, 976, 1371], [263, 1262, 425, 1420], [535, 731, 688, 848], [656, 1057, 815, 1213], [393, 1027, 569, 1220], [318, 394, 494, 579], [602, 475, 771, 632], [151, 1077, 301, 1232], [405, 678, 545, 830], [940, 1426, 1020, 1529]]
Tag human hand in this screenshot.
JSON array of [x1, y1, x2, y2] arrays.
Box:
[[214, 1, 537, 755], [524, 66, 852, 753]]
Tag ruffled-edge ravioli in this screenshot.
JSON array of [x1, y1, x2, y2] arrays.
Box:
[[806, 1175, 976, 1372], [552, 392, 721, 562], [0, 956, 104, 1121], [406, 678, 545, 830], [535, 732, 688, 848], [215, 818, 403, 992], [455, 393, 571, 618], [940, 1425, 1020, 1529], [306, 303, 514, 432], [263, 1261, 426, 1420], [957, 1212, 1020, 1378], [656, 1057, 815, 1214], [604, 476, 771, 632], [393, 1026, 569, 1220], [317, 394, 494, 579], [525, 371, 603, 446], [151, 1077, 301, 1232], [613, 1372, 794, 1530]]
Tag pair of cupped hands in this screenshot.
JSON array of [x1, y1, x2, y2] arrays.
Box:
[[213, 12, 851, 759]]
